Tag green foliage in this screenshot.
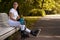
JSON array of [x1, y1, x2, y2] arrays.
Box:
[[20, 0, 55, 15], [0, 0, 60, 16], [54, 0, 60, 14], [29, 9, 46, 16], [0, 0, 13, 13], [0, 0, 1, 2], [42, 0, 55, 10]]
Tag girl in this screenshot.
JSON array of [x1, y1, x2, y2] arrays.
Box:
[[8, 2, 41, 37]]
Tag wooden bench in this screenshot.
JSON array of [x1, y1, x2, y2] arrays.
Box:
[[0, 13, 20, 40]]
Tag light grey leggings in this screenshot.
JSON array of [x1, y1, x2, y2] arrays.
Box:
[[8, 20, 31, 33]]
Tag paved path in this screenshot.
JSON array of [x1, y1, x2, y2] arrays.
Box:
[[25, 15, 60, 40]]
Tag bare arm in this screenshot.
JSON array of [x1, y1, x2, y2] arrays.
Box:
[[17, 15, 20, 20], [9, 12, 17, 21]]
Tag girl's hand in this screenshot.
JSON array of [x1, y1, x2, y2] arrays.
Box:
[[9, 12, 17, 21]]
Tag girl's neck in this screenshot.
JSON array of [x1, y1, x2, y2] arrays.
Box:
[[13, 8, 17, 10]]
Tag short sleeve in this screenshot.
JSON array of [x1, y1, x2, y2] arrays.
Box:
[[9, 8, 14, 14]]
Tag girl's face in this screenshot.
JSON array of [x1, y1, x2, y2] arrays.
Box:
[[13, 2, 18, 9]]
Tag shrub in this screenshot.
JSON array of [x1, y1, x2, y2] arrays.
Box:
[[29, 9, 46, 16]]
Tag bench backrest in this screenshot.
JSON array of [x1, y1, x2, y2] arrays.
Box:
[[0, 13, 9, 27]]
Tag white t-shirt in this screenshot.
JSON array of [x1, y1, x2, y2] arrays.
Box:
[[9, 8, 18, 20]]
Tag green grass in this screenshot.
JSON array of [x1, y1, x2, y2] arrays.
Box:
[[25, 18, 40, 29]]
